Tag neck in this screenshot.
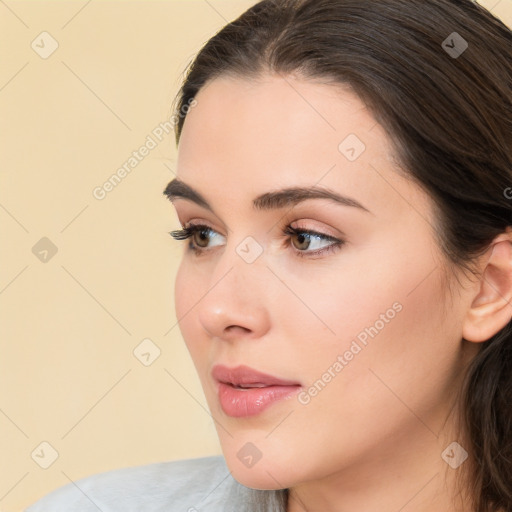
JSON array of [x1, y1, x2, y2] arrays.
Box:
[[286, 415, 473, 512]]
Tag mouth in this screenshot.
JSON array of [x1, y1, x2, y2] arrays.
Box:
[[211, 364, 302, 417], [225, 383, 268, 390], [212, 364, 301, 388]]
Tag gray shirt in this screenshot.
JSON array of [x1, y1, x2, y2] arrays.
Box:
[[25, 455, 286, 511]]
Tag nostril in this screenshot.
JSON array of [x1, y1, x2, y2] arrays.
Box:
[[226, 325, 251, 334]]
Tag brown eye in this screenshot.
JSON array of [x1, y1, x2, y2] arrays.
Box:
[[192, 227, 211, 248], [283, 225, 345, 258], [172, 223, 225, 253], [290, 231, 312, 251]]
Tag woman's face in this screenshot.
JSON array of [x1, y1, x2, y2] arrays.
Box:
[[168, 73, 476, 490]]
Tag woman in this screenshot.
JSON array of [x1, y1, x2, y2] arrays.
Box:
[[26, 0, 512, 511]]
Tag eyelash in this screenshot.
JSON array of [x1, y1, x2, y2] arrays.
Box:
[[168, 223, 345, 259]]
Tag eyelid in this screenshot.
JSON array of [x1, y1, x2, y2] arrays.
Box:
[[283, 224, 340, 242]]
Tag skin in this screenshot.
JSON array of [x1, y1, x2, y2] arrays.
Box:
[[168, 73, 512, 512]]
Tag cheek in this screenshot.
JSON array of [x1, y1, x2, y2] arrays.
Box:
[[310, 236, 446, 359], [291, 232, 448, 387], [260, 262, 452, 481], [295, 248, 454, 433], [174, 260, 203, 354], [174, 260, 189, 329]]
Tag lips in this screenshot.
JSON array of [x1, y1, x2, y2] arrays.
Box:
[[212, 364, 302, 417], [211, 364, 301, 388]]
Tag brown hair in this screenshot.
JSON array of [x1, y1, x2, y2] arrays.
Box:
[[169, 1, 512, 510]]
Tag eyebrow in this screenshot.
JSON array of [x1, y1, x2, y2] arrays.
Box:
[[163, 178, 372, 214]]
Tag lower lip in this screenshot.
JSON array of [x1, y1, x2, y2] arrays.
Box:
[[217, 382, 301, 417]]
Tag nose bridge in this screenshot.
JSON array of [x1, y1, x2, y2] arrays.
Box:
[[197, 234, 269, 337], [213, 232, 267, 294]]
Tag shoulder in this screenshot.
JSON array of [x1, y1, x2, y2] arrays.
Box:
[[25, 455, 269, 512]]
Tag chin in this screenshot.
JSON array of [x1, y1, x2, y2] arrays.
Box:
[[219, 437, 300, 490], [225, 457, 290, 490]]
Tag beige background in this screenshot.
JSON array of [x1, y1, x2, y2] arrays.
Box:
[[1, 1, 510, 510]]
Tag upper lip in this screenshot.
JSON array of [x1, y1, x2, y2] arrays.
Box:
[[212, 364, 301, 388]]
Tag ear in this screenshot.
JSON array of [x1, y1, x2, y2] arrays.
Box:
[[462, 228, 512, 343]]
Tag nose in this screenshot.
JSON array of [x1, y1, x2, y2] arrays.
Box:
[[196, 245, 271, 343]]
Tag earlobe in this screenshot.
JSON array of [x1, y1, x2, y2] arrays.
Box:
[[462, 232, 512, 343]]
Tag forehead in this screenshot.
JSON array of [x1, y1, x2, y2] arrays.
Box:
[[179, 73, 375, 155], [175, 73, 433, 226]]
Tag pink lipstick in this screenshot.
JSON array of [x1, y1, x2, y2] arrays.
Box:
[[212, 364, 302, 417]]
